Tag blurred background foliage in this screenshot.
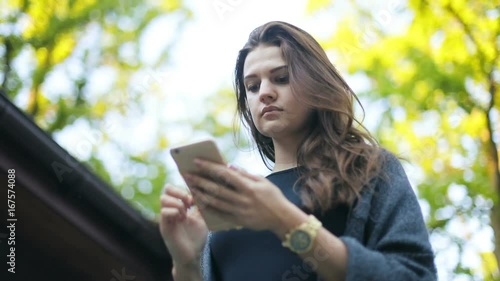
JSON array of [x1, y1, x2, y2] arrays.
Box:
[[1, 0, 195, 218], [1, 0, 499, 279], [310, 0, 499, 279]]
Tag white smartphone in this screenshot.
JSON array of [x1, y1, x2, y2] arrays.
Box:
[[169, 139, 236, 231]]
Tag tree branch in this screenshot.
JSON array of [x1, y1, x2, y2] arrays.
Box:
[[1, 38, 12, 93], [28, 46, 53, 117], [443, 3, 487, 72], [484, 49, 500, 275], [442, 0, 500, 270], [485, 70, 500, 189]]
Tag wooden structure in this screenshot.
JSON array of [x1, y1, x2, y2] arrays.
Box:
[[0, 92, 173, 281]]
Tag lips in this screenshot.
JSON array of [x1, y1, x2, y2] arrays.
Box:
[[261, 106, 282, 116]]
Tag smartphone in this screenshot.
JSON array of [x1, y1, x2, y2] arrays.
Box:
[[169, 139, 236, 231]]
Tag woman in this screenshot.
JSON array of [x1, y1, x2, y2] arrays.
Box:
[[159, 21, 436, 281]]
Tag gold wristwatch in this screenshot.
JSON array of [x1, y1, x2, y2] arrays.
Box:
[[282, 215, 322, 254]]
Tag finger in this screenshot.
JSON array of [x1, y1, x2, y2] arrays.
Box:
[[189, 186, 215, 211], [199, 203, 242, 230], [184, 173, 237, 202], [160, 194, 187, 209], [163, 183, 190, 197], [227, 163, 245, 172], [194, 159, 249, 191], [162, 183, 177, 195], [228, 164, 262, 181], [160, 207, 186, 223], [164, 184, 193, 207], [161, 195, 188, 217], [190, 189, 237, 215]]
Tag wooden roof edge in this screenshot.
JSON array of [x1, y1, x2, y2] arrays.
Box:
[[0, 90, 170, 260]]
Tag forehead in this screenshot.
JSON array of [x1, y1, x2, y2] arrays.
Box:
[[243, 45, 286, 77]]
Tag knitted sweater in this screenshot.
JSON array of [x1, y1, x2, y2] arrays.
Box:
[[200, 152, 437, 281]]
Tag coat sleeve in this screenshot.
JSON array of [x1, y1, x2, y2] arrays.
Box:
[[340, 153, 437, 281], [201, 232, 215, 281]]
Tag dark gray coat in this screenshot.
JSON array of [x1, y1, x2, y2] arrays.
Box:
[[201, 152, 437, 281]]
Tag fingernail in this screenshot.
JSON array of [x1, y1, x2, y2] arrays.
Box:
[[194, 158, 202, 166]]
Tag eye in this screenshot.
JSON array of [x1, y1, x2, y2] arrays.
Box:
[[246, 83, 259, 93], [274, 74, 289, 84]]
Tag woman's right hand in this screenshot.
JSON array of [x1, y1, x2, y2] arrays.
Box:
[[159, 184, 209, 268]]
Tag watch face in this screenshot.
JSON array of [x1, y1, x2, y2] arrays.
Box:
[[290, 230, 312, 252]]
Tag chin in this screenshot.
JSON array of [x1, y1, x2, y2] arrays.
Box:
[[261, 128, 288, 139]]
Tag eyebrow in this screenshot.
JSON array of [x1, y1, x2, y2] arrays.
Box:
[[243, 65, 288, 81]]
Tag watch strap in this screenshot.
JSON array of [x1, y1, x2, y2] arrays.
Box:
[[282, 214, 322, 254]]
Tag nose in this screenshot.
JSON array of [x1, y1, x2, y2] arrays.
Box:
[[258, 80, 276, 104]]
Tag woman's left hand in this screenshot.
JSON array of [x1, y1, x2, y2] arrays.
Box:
[[183, 158, 292, 232]]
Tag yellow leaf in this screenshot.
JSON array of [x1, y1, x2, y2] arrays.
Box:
[[7, 0, 22, 10], [23, 1, 50, 39], [72, 0, 98, 15], [322, 17, 366, 67], [306, 0, 333, 14], [479, 252, 499, 280], [36, 47, 49, 63], [413, 81, 430, 102], [162, 0, 181, 12], [461, 108, 486, 136], [93, 100, 107, 118], [158, 137, 169, 149], [53, 0, 69, 19], [51, 33, 76, 64]]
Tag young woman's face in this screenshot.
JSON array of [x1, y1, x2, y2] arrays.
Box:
[[243, 45, 313, 141]]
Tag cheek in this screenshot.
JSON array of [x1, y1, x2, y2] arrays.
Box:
[[247, 97, 260, 119]]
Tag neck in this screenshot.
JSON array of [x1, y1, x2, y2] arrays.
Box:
[[272, 137, 302, 173]]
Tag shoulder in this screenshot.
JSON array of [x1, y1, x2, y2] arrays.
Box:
[[372, 149, 412, 194], [379, 149, 406, 176], [348, 149, 416, 225], [357, 149, 421, 221], [365, 149, 426, 226]]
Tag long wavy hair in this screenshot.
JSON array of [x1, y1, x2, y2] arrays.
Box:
[[234, 21, 384, 213]]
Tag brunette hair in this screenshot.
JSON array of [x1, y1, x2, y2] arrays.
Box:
[[234, 21, 384, 213]]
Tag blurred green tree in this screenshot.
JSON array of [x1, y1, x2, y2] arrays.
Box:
[[307, 0, 499, 279], [0, 0, 197, 218]]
